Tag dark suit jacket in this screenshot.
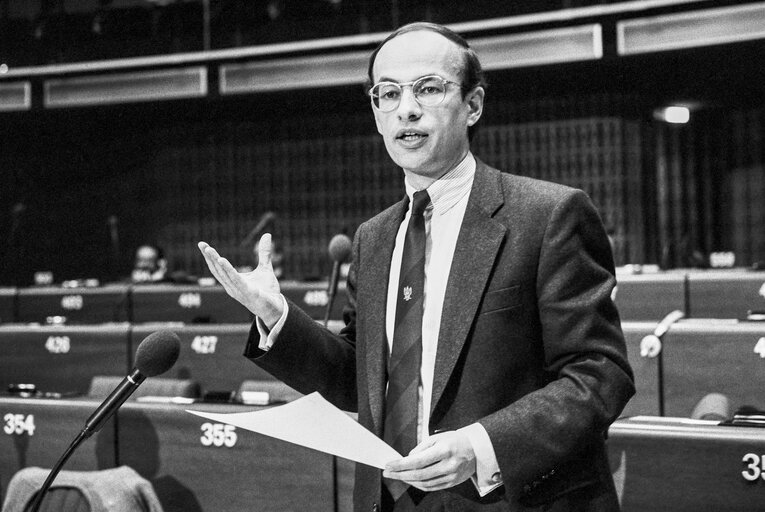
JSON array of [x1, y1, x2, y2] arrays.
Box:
[[247, 160, 635, 511]]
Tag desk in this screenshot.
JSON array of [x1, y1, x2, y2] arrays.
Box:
[[130, 284, 253, 324], [279, 281, 349, 321], [661, 319, 765, 416], [15, 285, 130, 324], [615, 271, 687, 321], [131, 324, 275, 396], [609, 416, 765, 511], [130, 320, 345, 397], [687, 270, 765, 319], [118, 400, 354, 512], [620, 322, 660, 417], [0, 397, 117, 504], [0, 288, 14, 323], [0, 324, 130, 396]]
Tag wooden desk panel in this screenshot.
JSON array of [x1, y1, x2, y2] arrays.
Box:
[[687, 270, 765, 319], [0, 288, 15, 324], [15, 285, 130, 324], [131, 323, 275, 397], [118, 401, 346, 512], [609, 416, 765, 511], [0, 324, 130, 395], [620, 322, 661, 417], [130, 284, 253, 324], [615, 272, 687, 321], [0, 398, 117, 505], [662, 320, 765, 417]]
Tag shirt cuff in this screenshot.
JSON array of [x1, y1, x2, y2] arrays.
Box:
[[458, 423, 503, 497], [255, 295, 289, 351]]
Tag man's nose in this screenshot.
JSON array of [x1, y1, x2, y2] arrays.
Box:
[[396, 87, 422, 120]]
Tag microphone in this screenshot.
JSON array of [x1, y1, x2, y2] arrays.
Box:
[[639, 309, 684, 358], [324, 234, 352, 327], [82, 330, 181, 437], [639, 309, 684, 417], [241, 211, 277, 248], [29, 330, 180, 512]]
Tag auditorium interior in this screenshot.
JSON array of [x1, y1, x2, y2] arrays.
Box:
[[1, 0, 765, 510]]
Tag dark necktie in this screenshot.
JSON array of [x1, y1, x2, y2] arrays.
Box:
[[384, 189, 430, 503]]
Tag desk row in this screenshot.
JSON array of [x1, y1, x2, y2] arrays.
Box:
[[1, 268, 764, 325], [0, 322, 344, 399], [2, 319, 765, 422], [613, 268, 765, 320], [0, 280, 349, 325], [1, 397, 764, 512]]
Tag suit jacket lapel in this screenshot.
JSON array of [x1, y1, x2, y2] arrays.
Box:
[[430, 161, 507, 418], [363, 198, 407, 435]]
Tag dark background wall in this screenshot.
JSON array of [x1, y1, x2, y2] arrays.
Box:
[[1, 5, 764, 285]]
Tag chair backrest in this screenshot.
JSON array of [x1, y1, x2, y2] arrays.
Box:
[[22, 487, 90, 512], [1, 466, 162, 512], [87, 375, 201, 401]]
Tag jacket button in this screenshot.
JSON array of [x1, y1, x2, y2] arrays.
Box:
[[372, 504, 379, 512]]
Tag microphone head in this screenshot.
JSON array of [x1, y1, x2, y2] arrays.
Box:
[[134, 330, 181, 377], [328, 234, 352, 263]]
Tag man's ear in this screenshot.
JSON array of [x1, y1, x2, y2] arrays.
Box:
[[465, 86, 485, 127]]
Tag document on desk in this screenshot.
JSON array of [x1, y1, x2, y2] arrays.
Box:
[[187, 392, 401, 468]]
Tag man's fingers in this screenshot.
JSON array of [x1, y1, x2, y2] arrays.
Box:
[[216, 252, 253, 297], [199, 243, 242, 297], [198, 242, 227, 284], [386, 443, 442, 473], [258, 233, 273, 269]]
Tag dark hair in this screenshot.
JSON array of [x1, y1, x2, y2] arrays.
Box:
[[366, 22, 486, 140]]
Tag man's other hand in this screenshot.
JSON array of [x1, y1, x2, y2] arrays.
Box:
[[383, 430, 476, 492]]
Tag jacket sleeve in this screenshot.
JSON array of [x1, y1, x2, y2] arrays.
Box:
[[478, 189, 635, 498], [243, 232, 361, 413]]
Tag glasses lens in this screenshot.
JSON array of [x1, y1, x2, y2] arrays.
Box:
[[413, 76, 447, 106], [371, 83, 401, 112]]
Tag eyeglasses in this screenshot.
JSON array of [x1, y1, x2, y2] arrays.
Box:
[[369, 75, 459, 112]]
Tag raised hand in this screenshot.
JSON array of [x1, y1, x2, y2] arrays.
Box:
[[198, 233, 284, 328]]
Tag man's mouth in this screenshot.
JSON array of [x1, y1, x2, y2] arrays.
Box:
[[396, 130, 428, 142]]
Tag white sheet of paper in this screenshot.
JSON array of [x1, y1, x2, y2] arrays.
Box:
[[187, 392, 401, 468]]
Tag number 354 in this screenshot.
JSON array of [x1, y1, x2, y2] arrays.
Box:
[[200, 422, 237, 448], [742, 453, 765, 482]]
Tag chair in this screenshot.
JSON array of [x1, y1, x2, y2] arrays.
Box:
[[1, 466, 163, 512], [690, 392, 731, 421]]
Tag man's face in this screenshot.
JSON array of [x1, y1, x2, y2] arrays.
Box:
[[135, 246, 159, 271], [371, 30, 483, 180]]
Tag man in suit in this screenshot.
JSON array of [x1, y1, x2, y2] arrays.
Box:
[[199, 22, 634, 512]]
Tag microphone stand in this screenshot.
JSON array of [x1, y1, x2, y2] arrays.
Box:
[[27, 430, 88, 512], [324, 262, 341, 328]]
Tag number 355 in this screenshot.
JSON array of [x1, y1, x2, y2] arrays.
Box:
[[200, 422, 237, 448], [742, 453, 765, 482]]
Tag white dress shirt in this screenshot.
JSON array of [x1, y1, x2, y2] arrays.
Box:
[[258, 152, 502, 495]]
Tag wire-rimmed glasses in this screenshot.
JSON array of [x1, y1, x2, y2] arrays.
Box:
[[369, 75, 459, 112]]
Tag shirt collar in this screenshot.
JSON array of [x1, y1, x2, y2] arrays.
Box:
[[404, 152, 476, 216]]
